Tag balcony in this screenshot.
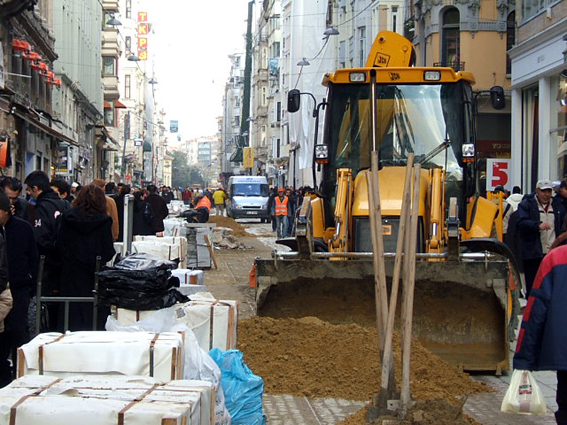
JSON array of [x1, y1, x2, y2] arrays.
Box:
[[103, 75, 119, 98], [433, 62, 465, 72], [102, 29, 120, 56], [256, 69, 268, 82], [102, 0, 119, 12]]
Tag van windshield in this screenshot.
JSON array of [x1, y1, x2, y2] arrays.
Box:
[[231, 184, 269, 197]]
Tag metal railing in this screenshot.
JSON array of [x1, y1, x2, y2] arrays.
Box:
[[35, 255, 101, 334], [433, 61, 465, 72]]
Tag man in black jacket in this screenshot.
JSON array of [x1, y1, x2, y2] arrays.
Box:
[[145, 185, 169, 236], [0, 177, 33, 223], [0, 189, 38, 386], [24, 171, 70, 295], [517, 179, 566, 296]]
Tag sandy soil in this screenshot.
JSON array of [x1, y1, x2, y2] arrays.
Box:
[[208, 216, 254, 237], [238, 316, 491, 424]]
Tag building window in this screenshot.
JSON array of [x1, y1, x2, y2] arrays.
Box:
[[125, 0, 132, 19], [339, 40, 346, 68], [103, 56, 115, 75], [358, 27, 366, 67], [442, 8, 460, 70], [125, 74, 131, 98], [272, 42, 280, 58], [104, 108, 114, 127], [125, 36, 131, 53], [392, 6, 398, 33], [506, 12, 515, 75]]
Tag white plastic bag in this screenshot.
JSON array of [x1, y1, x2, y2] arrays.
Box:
[[501, 370, 547, 415]]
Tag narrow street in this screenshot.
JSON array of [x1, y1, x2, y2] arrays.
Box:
[[204, 218, 558, 425]]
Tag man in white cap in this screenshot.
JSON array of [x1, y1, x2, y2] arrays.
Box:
[[517, 179, 566, 296]]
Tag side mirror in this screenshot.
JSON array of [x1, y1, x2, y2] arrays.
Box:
[[288, 89, 301, 113], [490, 86, 505, 110]]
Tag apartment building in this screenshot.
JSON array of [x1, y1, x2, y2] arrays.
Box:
[[509, 0, 567, 189]]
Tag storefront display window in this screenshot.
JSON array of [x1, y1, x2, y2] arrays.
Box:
[[552, 75, 567, 179]]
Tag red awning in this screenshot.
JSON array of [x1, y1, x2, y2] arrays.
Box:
[[12, 39, 30, 52], [24, 51, 42, 61], [114, 100, 127, 108], [104, 101, 111, 108]]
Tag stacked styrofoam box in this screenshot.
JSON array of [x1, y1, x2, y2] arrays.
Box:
[[171, 269, 206, 296], [163, 218, 187, 237], [17, 331, 185, 381], [0, 375, 214, 425], [113, 294, 238, 352], [132, 236, 187, 268], [176, 296, 238, 351], [171, 269, 204, 286]]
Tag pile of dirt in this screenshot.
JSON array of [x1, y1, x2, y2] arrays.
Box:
[[238, 317, 491, 422], [208, 216, 253, 238]]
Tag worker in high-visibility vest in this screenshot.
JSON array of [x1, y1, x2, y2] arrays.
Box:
[[194, 194, 211, 223], [271, 187, 291, 239]]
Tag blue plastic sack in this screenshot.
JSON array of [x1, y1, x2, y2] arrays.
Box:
[[209, 348, 266, 425]]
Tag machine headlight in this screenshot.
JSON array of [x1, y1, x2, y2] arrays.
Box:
[[349, 72, 366, 82], [424, 71, 441, 81], [315, 144, 329, 164], [462, 143, 475, 163]]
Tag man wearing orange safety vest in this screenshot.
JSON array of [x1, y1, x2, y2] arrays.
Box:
[[194, 194, 211, 223], [271, 187, 291, 239]]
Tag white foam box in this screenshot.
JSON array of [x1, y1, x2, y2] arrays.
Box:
[[0, 375, 214, 425], [175, 296, 238, 351], [113, 294, 238, 351], [113, 308, 158, 326], [163, 218, 188, 237], [171, 269, 204, 286], [17, 331, 184, 381], [132, 238, 187, 268]]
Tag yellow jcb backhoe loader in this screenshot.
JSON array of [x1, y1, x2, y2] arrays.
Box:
[[254, 31, 520, 373]]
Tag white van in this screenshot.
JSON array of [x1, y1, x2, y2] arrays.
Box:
[[227, 175, 270, 221]]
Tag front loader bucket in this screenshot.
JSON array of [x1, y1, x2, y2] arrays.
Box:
[[255, 256, 513, 373]]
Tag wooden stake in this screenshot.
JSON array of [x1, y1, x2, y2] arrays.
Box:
[[367, 151, 389, 350], [380, 153, 414, 399], [204, 235, 218, 270], [399, 164, 421, 418]]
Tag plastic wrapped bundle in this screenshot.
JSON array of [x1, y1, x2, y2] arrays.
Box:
[[96, 253, 188, 310]]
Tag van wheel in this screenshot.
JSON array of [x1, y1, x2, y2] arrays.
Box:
[[261, 218, 266, 223]]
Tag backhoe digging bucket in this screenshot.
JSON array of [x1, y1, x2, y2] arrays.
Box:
[[255, 254, 514, 373]]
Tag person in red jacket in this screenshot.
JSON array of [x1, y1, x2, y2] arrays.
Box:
[[514, 244, 567, 424], [182, 187, 193, 205]]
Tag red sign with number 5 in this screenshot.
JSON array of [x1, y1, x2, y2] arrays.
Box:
[[486, 159, 511, 191]]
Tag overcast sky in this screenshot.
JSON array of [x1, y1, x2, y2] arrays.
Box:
[[147, 1, 251, 142]]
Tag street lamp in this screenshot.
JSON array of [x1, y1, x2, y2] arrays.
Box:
[[323, 27, 340, 37], [128, 53, 140, 62], [106, 15, 122, 26]]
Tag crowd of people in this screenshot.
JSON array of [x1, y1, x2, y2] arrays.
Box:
[[0, 173, 192, 388]]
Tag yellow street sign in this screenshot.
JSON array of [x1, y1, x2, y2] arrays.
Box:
[[243, 147, 254, 168]]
